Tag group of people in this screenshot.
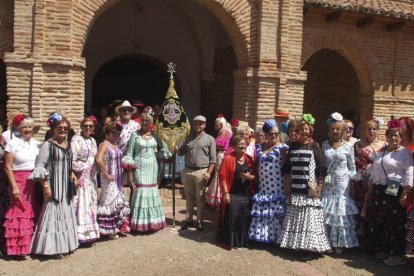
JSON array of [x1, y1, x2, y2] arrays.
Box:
[[0, 100, 170, 259], [0, 101, 413, 267], [185, 109, 413, 266]]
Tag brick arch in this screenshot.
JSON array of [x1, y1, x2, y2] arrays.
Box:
[[301, 33, 383, 95], [72, 0, 253, 68]]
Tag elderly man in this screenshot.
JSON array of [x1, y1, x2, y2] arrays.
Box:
[[115, 100, 140, 153], [179, 115, 216, 231]]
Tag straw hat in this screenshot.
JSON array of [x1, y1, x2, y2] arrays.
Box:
[[274, 108, 290, 118], [115, 100, 137, 115]]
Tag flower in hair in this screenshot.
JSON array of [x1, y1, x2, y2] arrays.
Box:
[[326, 112, 343, 126], [303, 113, 315, 125], [374, 117, 385, 128], [262, 119, 277, 133], [87, 115, 98, 126], [47, 113, 62, 127], [230, 117, 239, 127], [12, 114, 26, 127], [116, 121, 124, 132], [217, 114, 223, 118], [387, 119, 402, 129]]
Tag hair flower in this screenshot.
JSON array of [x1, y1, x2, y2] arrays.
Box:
[[327, 112, 343, 126], [116, 121, 124, 132], [262, 119, 277, 133], [303, 113, 315, 125], [87, 115, 98, 126], [12, 113, 26, 127], [387, 118, 402, 129], [374, 117, 385, 128], [217, 113, 223, 118], [47, 112, 63, 127], [230, 117, 239, 128]]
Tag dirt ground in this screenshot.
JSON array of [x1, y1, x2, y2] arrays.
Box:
[[1, 207, 413, 276]]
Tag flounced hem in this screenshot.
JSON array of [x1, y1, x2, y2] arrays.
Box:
[[28, 167, 49, 180], [31, 229, 79, 255], [326, 225, 359, 248], [290, 194, 322, 207], [251, 192, 286, 204], [130, 220, 166, 232], [5, 244, 31, 256], [324, 214, 357, 228], [278, 232, 332, 253], [321, 195, 359, 216], [5, 234, 33, 246], [248, 236, 276, 243], [120, 160, 137, 170]]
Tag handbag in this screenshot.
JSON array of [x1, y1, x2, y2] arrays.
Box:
[[380, 148, 402, 197]]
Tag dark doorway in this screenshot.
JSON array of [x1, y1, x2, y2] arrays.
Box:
[[92, 55, 181, 111], [0, 59, 7, 129], [303, 49, 360, 143]]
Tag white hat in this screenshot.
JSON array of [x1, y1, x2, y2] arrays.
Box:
[[115, 100, 137, 115], [193, 115, 206, 122]]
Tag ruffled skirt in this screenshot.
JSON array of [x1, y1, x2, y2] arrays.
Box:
[[205, 152, 224, 207], [4, 171, 37, 256], [277, 194, 331, 253], [97, 186, 130, 236], [74, 177, 100, 244], [249, 192, 286, 243], [321, 194, 359, 248], [31, 198, 79, 255], [130, 185, 166, 232]]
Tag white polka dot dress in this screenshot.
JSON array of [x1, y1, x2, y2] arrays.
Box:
[[248, 143, 288, 243]]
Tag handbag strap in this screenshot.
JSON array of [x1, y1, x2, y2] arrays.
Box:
[[380, 146, 388, 177]]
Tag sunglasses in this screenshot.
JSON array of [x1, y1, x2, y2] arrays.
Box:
[[367, 128, 377, 131], [82, 124, 95, 129], [347, 127, 354, 131], [57, 127, 69, 131], [121, 108, 133, 113]]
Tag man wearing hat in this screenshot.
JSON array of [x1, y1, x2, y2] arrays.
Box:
[[274, 108, 290, 143], [179, 115, 216, 231], [115, 100, 140, 153]]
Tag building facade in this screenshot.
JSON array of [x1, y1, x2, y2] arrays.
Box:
[[1, 0, 414, 139]]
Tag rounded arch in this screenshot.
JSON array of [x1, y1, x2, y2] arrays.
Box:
[[73, 0, 251, 68], [301, 32, 382, 95]]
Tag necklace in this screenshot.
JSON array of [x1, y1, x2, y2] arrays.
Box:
[[330, 139, 345, 150]]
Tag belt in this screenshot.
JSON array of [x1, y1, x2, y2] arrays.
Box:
[[186, 166, 208, 171]]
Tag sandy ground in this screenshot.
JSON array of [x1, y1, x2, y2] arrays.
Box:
[[1, 207, 413, 276]]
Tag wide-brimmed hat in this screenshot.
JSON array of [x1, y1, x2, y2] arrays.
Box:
[[274, 108, 290, 118], [115, 100, 137, 115]]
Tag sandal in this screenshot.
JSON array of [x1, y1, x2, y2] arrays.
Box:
[[109, 234, 119, 240], [383, 256, 406, 266]]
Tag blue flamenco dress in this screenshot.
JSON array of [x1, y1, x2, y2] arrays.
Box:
[[321, 141, 359, 248], [248, 143, 288, 243]]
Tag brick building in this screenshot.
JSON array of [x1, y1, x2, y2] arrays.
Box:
[[1, 0, 414, 140]]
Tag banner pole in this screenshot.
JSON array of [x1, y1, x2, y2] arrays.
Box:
[[172, 153, 176, 228]]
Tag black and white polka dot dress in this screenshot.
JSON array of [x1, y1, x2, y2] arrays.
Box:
[[277, 141, 331, 253], [248, 143, 288, 243]]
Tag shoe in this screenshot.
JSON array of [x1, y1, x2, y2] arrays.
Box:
[[196, 220, 204, 232], [180, 221, 193, 230], [334, 247, 344, 254], [383, 256, 406, 266], [375, 252, 388, 259], [109, 234, 119, 240]]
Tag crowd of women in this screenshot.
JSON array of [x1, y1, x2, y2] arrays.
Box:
[[213, 111, 413, 266], [0, 102, 413, 267]]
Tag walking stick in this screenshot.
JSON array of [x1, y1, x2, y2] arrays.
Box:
[[172, 153, 176, 228]]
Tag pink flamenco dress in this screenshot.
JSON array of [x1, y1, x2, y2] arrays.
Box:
[[4, 137, 40, 256], [205, 129, 231, 207]]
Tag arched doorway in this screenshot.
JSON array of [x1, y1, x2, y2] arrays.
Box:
[[92, 55, 181, 112], [303, 49, 360, 143], [83, 0, 236, 125]]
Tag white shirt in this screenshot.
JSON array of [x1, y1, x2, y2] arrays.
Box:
[[370, 147, 413, 187], [2, 130, 18, 146], [5, 137, 40, 171]]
